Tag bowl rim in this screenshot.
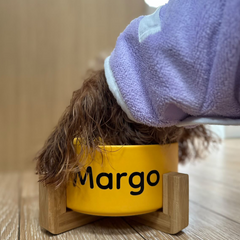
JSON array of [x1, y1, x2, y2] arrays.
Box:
[[73, 138, 178, 149]]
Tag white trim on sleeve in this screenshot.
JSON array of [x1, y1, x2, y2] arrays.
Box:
[[176, 116, 240, 127], [104, 56, 136, 122], [138, 6, 162, 43]]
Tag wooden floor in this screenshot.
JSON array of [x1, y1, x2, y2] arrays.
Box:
[[1, 139, 240, 239]]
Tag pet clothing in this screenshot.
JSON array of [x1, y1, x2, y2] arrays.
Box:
[[104, 0, 240, 127]]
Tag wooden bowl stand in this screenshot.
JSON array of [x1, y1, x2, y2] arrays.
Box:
[[39, 172, 189, 235]]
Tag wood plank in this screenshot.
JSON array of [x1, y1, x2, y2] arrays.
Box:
[[188, 176, 240, 223], [0, 172, 19, 240], [125, 201, 240, 240], [179, 160, 240, 189], [179, 140, 240, 224], [185, 166, 240, 190], [204, 148, 240, 168]]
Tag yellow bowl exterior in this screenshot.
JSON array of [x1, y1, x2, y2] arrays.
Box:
[[67, 143, 178, 216]]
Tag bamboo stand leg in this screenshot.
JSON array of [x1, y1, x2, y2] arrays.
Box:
[[129, 172, 189, 234], [39, 181, 102, 234]]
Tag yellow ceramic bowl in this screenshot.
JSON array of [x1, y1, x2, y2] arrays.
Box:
[[67, 142, 178, 217]]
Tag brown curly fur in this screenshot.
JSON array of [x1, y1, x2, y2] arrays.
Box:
[[35, 69, 219, 187]]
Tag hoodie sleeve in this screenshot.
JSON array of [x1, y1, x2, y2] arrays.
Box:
[[104, 0, 240, 127]]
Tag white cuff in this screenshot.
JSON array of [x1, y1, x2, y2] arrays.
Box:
[[176, 116, 240, 127], [104, 56, 136, 122]]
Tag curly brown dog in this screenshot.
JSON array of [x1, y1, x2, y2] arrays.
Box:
[[35, 69, 218, 187]]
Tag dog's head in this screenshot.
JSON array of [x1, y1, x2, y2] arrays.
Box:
[[35, 69, 218, 187]]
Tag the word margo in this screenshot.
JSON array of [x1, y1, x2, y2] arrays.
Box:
[[73, 166, 160, 196]]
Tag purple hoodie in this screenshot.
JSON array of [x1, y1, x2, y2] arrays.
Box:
[[104, 0, 240, 127]]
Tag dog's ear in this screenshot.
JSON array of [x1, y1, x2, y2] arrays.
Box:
[[35, 70, 106, 187], [178, 125, 220, 164], [34, 101, 77, 187]]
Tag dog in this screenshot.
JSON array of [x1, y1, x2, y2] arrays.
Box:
[[35, 68, 219, 187]]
